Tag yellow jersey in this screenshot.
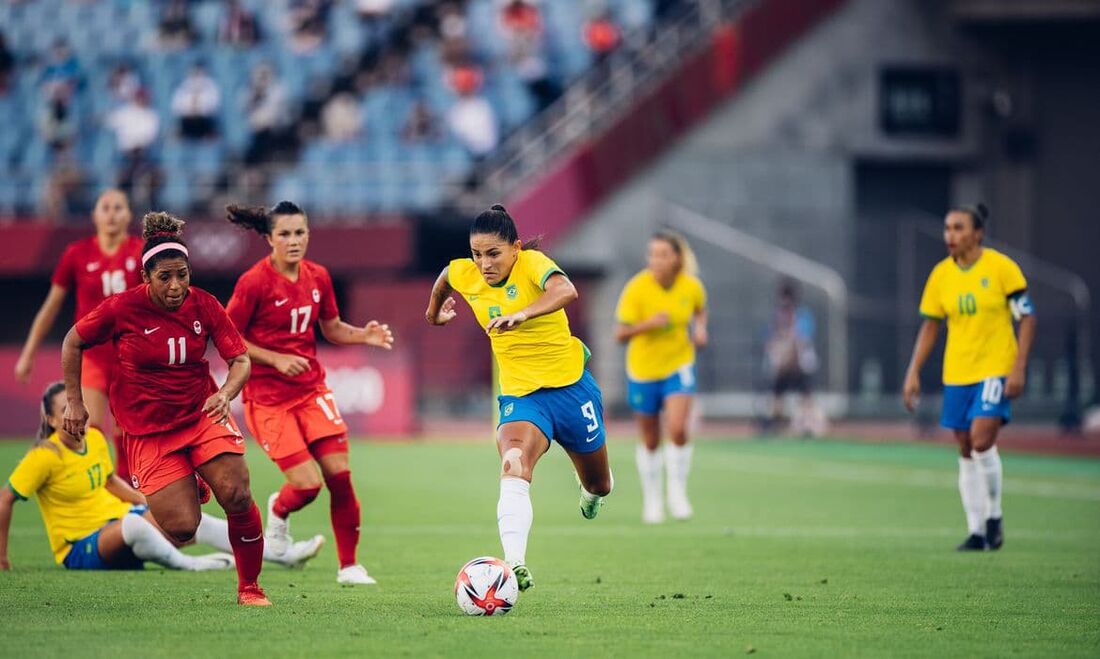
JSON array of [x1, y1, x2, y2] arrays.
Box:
[[6, 428, 131, 564], [919, 247, 1028, 385], [448, 249, 588, 396], [616, 270, 707, 381]]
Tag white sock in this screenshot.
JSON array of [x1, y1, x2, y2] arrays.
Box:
[[121, 514, 199, 570], [497, 477, 532, 566], [193, 513, 232, 553], [664, 443, 694, 492], [958, 457, 986, 535], [635, 445, 662, 505], [973, 446, 1003, 519]]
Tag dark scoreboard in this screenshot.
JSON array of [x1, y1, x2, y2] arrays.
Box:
[[879, 66, 961, 137]]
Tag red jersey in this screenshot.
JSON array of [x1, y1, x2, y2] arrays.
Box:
[[226, 258, 339, 406], [75, 285, 247, 436], [51, 236, 145, 321]]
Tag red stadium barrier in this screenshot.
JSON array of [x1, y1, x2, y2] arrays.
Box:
[[0, 220, 413, 276], [0, 345, 416, 439], [506, 0, 846, 246]]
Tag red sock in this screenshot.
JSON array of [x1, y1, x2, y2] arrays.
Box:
[[227, 502, 265, 590], [274, 484, 321, 519], [324, 471, 360, 568], [112, 429, 129, 481]]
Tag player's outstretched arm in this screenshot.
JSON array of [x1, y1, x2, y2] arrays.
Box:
[[1007, 314, 1037, 399], [60, 326, 89, 437], [15, 284, 67, 383], [319, 317, 395, 349], [425, 267, 458, 326], [204, 353, 250, 423], [902, 318, 942, 412], [486, 272, 577, 334], [0, 486, 16, 570]]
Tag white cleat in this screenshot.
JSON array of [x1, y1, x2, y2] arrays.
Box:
[[667, 485, 694, 521], [642, 497, 666, 524], [337, 564, 377, 585], [190, 552, 236, 571], [277, 534, 325, 568], [265, 492, 291, 557]]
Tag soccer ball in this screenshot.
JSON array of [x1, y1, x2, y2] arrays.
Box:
[[454, 556, 519, 616]]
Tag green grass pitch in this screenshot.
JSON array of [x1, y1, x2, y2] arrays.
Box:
[[1, 436, 1098, 657]]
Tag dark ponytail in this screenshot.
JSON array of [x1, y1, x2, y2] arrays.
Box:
[[34, 381, 67, 453], [226, 200, 307, 237], [954, 202, 989, 231], [471, 204, 541, 251]]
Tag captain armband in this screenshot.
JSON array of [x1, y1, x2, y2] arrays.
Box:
[[1008, 292, 1034, 321]]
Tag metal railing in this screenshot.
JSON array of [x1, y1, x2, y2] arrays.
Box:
[[469, 0, 744, 208]]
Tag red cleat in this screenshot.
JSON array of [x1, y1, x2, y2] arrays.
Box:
[[195, 475, 211, 505], [237, 583, 272, 607]]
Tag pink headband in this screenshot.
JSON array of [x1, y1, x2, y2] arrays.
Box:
[[142, 242, 189, 267]]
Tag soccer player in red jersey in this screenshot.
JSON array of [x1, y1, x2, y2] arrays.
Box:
[[16, 189, 144, 480], [60, 212, 271, 606], [225, 202, 394, 586]]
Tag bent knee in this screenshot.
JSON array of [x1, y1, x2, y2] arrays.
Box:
[[160, 518, 199, 544], [214, 482, 253, 513], [500, 446, 527, 478]]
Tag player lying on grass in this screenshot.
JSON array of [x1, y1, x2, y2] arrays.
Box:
[[0, 382, 324, 572], [425, 204, 613, 592]]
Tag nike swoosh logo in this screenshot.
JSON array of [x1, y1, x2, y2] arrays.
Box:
[[240, 534, 262, 543], [144, 327, 161, 335], [274, 299, 289, 307], [585, 435, 599, 443]]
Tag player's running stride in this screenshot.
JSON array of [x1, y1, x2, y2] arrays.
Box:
[[615, 231, 708, 523], [425, 204, 613, 591], [0, 382, 321, 572], [16, 189, 144, 481], [225, 202, 393, 586], [903, 204, 1036, 551], [60, 212, 271, 605]]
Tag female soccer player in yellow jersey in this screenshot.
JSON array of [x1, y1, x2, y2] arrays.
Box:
[[903, 204, 1035, 551], [0, 382, 322, 571], [425, 205, 613, 592], [615, 232, 707, 523]]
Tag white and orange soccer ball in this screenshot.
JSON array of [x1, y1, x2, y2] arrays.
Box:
[[454, 557, 519, 616]]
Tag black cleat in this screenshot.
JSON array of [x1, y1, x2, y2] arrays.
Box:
[[956, 534, 987, 551], [985, 517, 1004, 550]]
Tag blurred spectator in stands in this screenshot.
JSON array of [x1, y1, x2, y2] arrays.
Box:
[[40, 39, 81, 95], [448, 86, 498, 159], [107, 62, 141, 108], [106, 87, 161, 211], [763, 280, 826, 437], [243, 64, 291, 165], [402, 101, 441, 144], [436, 1, 470, 63], [584, 11, 622, 63], [38, 84, 76, 153], [157, 0, 196, 51], [356, 0, 394, 37], [0, 32, 14, 94], [171, 62, 220, 140], [219, 0, 262, 47], [498, 0, 559, 111], [447, 58, 484, 97], [321, 91, 362, 142], [298, 77, 331, 141], [42, 144, 86, 220], [289, 0, 331, 54]]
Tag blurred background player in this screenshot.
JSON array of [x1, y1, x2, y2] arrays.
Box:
[[15, 189, 144, 481], [425, 204, 614, 592], [615, 231, 707, 524], [0, 382, 322, 572], [225, 201, 393, 586], [763, 280, 826, 437], [60, 212, 270, 605], [903, 204, 1036, 551]]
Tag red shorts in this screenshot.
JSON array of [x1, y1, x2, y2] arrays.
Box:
[[124, 415, 246, 495], [244, 386, 348, 471], [81, 345, 115, 392]]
